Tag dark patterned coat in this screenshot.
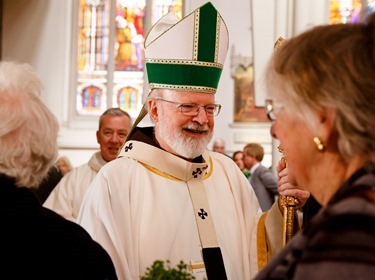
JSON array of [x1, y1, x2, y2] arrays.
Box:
[[254, 162, 375, 280]]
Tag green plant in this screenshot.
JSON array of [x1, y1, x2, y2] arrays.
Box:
[[141, 260, 195, 280]]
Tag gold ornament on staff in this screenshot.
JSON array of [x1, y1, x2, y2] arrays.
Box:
[[277, 145, 299, 246], [273, 37, 285, 52]]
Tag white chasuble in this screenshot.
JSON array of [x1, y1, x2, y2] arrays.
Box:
[[78, 140, 276, 280]]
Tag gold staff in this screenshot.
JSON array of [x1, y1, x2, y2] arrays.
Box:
[[273, 37, 299, 246], [277, 145, 299, 246]]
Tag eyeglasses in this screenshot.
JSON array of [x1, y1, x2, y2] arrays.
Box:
[[265, 99, 283, 121], [154, 98, 222, 117]]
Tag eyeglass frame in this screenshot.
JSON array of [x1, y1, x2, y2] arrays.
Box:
[[152, 98, 222, 117], [265, 99, 283, 121]]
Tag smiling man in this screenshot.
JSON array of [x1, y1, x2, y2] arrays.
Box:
[[44, 108, 132, 222], [77, 3, 308, 280]]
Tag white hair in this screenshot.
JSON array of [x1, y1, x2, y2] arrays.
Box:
[[0, 61, 59, 187]]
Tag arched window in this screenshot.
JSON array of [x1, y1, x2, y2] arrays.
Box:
[[75, 0, 183, 118], [115, 85, 140, 111], [78, 84, 106, 113]]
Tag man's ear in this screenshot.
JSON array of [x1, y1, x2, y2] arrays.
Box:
[[148, 98, 158, 122]]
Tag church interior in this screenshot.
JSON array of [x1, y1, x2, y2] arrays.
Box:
[[1, 0, 371, 169]]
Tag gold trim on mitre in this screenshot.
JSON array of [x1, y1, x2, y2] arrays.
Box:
[[274, 36, 286, 52], [148, 83, 217, 93], [145, 58, 223, 69]]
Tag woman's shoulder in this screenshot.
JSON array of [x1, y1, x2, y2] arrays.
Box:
[[302, 195, 375, 263]]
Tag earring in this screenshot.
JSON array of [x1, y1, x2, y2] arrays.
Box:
[[313, 137, 326, 152]]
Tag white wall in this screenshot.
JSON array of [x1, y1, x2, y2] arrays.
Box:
[[2, 0, 330, 168]]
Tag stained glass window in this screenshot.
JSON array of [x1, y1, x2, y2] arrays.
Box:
[[76, 0, 183, 117], [329, 0, 375, 24]]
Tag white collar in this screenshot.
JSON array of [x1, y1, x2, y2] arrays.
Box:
[[249, 162, 260, 175]]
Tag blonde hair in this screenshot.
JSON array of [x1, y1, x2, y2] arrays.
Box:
[[243, 143, 264, 162], [0, 61, 59, 187]]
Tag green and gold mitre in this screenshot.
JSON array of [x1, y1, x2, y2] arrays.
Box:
[[144, 2, 229, 94]]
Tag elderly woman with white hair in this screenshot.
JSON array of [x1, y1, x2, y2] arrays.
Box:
[[255, 12, 375, 280], [0, 61, 117, 279]]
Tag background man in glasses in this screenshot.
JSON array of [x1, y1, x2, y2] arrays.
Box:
[[78, 3, 309, 280]]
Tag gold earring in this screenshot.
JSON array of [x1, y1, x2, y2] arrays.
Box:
[[313, 137, 326, 152]]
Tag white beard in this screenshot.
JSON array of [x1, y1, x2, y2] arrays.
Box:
[[156, 119, 213, 159]]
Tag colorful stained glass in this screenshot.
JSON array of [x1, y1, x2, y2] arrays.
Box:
[[76, 0, 183, 117], [329, 0, 375, 24], [77, 0, 110, 115]]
